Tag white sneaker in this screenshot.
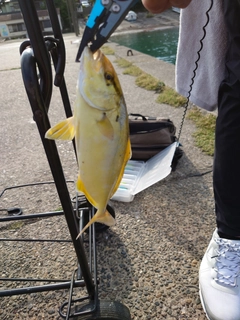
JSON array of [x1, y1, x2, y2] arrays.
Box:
[[199, 229, 240, 320]]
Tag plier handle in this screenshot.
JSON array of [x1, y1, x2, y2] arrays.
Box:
[[76, 0, 138, 62]]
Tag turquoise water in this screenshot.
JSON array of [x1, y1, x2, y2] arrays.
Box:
[[111, 27, 179, 64]]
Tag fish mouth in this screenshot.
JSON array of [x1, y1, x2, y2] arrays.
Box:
[[83, 46, 101, 61], [78, 47, 106, 111], [93, 49, 102, 61], [80, 47, 102, 70]]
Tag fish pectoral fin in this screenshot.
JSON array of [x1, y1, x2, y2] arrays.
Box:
[[96, 113, 114, 140], [45, 116, 76, 141], [76, 209, 115, 239]]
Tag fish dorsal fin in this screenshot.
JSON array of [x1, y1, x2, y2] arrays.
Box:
[[76, 208, 115, 239], [126, 137, 132, 161], [45, 116, 76, 141], [96, 113, 114, 140], [110, 138, 132, 197]]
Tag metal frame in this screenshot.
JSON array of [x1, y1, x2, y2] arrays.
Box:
[[0, 0, 100, 318]]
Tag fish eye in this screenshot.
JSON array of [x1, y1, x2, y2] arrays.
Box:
[[105, 72, 113, 81]]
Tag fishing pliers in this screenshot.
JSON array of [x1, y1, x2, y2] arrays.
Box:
[[76, 0, 138, 62]]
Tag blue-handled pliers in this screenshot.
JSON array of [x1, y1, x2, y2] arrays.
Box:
[[76, 0, 138, 61]]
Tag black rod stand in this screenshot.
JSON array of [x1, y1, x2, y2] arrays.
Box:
[[0, 280, 85, 297], [17, 0, 95, 299]]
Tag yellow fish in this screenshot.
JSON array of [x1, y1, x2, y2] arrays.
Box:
[[45, 46, 131, 237]]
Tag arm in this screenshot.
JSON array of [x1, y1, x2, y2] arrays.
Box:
[[142, 0, 192, 14]]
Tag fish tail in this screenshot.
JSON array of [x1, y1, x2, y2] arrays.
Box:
[[76, 209, 115, 239]]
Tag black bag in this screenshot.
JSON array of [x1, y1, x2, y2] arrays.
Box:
[[129, 113, 183, 169]]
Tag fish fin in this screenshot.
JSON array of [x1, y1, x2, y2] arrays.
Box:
[[96, 113, 114, 140], [110, 138, 132, 197], [127, 137, 132, 160], [45, 117, 76, 141], [76, 174, 84, 193], [76, 209, 115, 239], [76, 174, 99, 208]]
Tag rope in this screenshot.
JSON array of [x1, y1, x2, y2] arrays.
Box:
[[177, 0, 214, 141]]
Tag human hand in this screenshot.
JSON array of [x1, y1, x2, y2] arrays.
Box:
[[142, 0, 191, 14]]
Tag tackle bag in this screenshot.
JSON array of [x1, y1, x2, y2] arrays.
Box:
[[129, 113, 183, 170]]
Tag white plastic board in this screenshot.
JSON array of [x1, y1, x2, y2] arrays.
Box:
[[111, 142, 178, 202]]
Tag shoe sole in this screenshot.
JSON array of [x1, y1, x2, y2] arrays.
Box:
[[199, 287, 211, 320]]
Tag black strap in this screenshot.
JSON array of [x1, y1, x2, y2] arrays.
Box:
[[129, 121, 174, 134], [129, 113, 148, 121]]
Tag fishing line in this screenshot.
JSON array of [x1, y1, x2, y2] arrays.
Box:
[[177, 0, 214, 141]]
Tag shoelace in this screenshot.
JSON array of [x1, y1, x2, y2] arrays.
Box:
[[213, 238, 240, 287]]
